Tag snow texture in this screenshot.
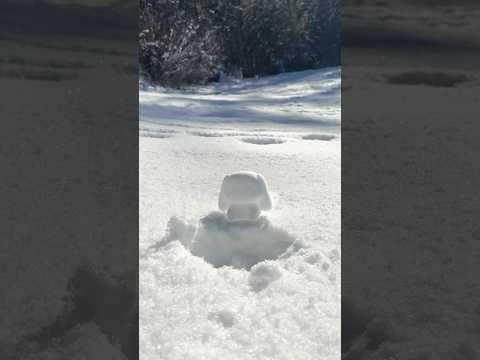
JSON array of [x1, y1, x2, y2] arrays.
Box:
[[239, 137, 286, 145], [156, 212, 305, 270], [140, 67, 341, 360]]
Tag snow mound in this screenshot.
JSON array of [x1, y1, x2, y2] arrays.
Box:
[[248, 262, 282, 292], [156, 213, 304, 270], [140, 242, 340, 360], [189, 130, 252, 137]]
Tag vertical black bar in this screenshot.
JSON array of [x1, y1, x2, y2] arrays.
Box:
[[342, 1, 480, 359], [0, 1, 138, 359]]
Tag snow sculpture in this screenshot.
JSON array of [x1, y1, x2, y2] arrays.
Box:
[[218, 171, 272, 221], [191, 211, 300, 269], [156, 172, 304, 270]]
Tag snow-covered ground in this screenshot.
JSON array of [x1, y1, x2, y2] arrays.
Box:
[[140, 68, 341, 360]]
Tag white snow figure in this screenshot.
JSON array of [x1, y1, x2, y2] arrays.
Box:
[[188, 172, 304, 269], [218, 171, 272, 221]]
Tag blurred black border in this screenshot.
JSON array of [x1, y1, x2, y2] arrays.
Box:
[[342, 1, 480, 359], [3, 0, 480, 358], [0, 1, 138, 359]]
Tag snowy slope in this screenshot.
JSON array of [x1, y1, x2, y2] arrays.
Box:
[[140, 67, 341, 360], [140, 67, 340, 128]]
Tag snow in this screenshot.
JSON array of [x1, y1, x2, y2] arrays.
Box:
[[140, 67, 340, 127], [248, 262, 283, 292], [342, 1, 480, 359], [22, 323, 127, 360], [219, 172, 272, 219], [1, 32, 137, 358], [140, 67, 340, 360], [173, 212, 304, 270]]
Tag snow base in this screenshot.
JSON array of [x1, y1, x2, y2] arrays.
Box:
[[140, 241, 340, 360], [154, 213, 305, 270]]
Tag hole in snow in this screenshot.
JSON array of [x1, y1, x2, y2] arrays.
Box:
[[386, 71, 469, 87], [302, 134, 336, 141], [239, 137, 286, 145]]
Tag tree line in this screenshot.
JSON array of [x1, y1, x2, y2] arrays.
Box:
[[140, 0, 340, 86]]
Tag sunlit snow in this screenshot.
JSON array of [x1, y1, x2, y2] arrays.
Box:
[[140, 67, 341, 360]]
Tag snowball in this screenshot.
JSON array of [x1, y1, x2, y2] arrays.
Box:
[[227, 204, 261, 222], [248, 262, 282, 292], [219, 172, 272, 221], [21, 323, 127, 360]]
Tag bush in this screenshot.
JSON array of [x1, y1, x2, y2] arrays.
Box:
[[139, 0, 222, 87], [139, 0, 340, 86]]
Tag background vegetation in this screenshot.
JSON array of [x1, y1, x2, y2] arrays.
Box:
[[139, 0, 340, 86]]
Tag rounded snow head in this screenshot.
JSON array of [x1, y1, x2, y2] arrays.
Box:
[[218, 172, 272, 221]]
